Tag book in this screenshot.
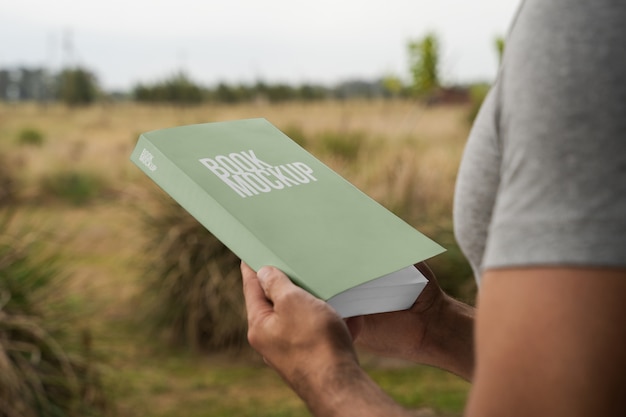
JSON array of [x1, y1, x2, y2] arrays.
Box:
[[130, 118, 445, 317]]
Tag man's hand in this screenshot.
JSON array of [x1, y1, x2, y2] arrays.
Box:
[[241, 262, 413, 417], [349, 262, 475, 380], [241, 262, 358, 389]]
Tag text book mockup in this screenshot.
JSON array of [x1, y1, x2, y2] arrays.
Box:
[[130, 118, 444, 317]]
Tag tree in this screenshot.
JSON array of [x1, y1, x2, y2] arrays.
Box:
[[163, 72, 204, 104], [132, 72, 206, 104], [407, 33, 440, 97], [214, 82, 240, 103], [298, 84, 328, 101], [58, 67, 99, 106], [381, 74, 404, 98], [495, 36, 506, 65]]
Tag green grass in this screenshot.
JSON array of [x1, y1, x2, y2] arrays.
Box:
[[103, 339, 468, 417], [40, 169, 106, 205], [369, 365, 469, 414]]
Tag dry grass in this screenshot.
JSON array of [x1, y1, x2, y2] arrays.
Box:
[[0, 99, 467, 165], [0, 212, 109, 417], [0, 100, 474, 416], [0, 97, 476, 314]]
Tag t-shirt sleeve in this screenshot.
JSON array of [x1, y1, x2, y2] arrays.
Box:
[[483, 0, 626, 269]]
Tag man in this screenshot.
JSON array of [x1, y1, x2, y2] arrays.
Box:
[[241, 0, 626, 415]]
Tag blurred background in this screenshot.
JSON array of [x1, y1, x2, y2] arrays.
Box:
[[0, 1, 518, 416]]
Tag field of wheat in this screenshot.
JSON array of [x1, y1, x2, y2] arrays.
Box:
[[0, 100, 474, 417]]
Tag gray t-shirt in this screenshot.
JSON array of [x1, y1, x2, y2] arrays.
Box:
[[453, 0, 626, 281]]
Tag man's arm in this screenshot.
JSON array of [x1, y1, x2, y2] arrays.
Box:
[[241, 262, 413, 417], [466, 267, 626, 417], [243, 262, 626, 416]]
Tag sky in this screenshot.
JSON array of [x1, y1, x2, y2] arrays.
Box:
[[0, 0, 521, 91]]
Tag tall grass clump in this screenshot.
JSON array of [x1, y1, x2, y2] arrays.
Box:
[[317, 131, 365, 161], [142, 193, 247, 353], [16, 128, 45, 147], [0, 156, 17, 207], [280, 124, 308, 148], [0, 214, 108, 417], [40, 170, 106, 205]]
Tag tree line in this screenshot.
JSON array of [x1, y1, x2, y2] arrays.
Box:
[[132, 75, 393, 104], [1, 33, 504, 106]]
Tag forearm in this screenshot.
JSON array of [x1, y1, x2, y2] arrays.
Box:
[[295, 359, 413, 417], [416, 294, 475, 380]]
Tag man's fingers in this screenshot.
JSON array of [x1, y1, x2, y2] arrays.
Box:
[[241, 262, 274, 322], [256, 266, 295, 301], [242, 263, 320, 318], [256, 266, 322, 316]]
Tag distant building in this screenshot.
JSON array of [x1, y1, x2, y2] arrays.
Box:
[[0, 67, 55, 101], [333, 79, 386, 99]]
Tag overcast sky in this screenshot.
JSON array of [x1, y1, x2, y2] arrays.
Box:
[[0, 0, 521, 91]]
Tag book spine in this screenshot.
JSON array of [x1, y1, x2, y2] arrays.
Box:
[[130, 135, 283, 274]]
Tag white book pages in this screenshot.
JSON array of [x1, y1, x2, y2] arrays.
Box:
[[327, 265, 428, 318]]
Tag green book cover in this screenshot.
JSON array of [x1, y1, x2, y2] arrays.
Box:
[[130, 118, 444, 317]]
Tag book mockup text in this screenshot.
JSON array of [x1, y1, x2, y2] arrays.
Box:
[[199, 150, 317, 198]]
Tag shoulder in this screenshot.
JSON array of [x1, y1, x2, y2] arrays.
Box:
[[483, 0, 626, 270]]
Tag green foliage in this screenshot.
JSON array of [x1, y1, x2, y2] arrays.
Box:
[[212, 82, 249, 104], [133, 78, 329, 105], [495, 36, 506, 65], [0, 215, 108, 417], [58, 68, 99, 106], [17, 127, 45, 146], [467, 83, 491, 123], [408, 33, 441, 97], [142, 193, 247, 353], [381, 74, 405, 98], [133, 77, 325, 105], [252, 81, 295, 103], [368, 365, 470, 414], [0, 226, 59, 317], [40, 170, 105, 205], [134, 72, 204, 105], [264, 83, 296, 103], [298, 84, 328, 101]]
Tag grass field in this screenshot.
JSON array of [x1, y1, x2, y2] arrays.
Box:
[[0, 100, 474, 416]]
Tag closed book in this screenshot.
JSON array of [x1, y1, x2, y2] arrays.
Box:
[[130, 118, 444, 317]]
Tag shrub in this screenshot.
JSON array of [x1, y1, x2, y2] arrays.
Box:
[[142, 193, 247, 353], [133, 72, 205, 105], [280, 125, 308, 148], [17, 128, 45, 146], [0, 156, 17, 207], [0, 215, 108, 417], [40, 170, 105, 205], [57, 68, 99, 106], [467, 83, 491, 123], [317, 131, 365, 161]]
